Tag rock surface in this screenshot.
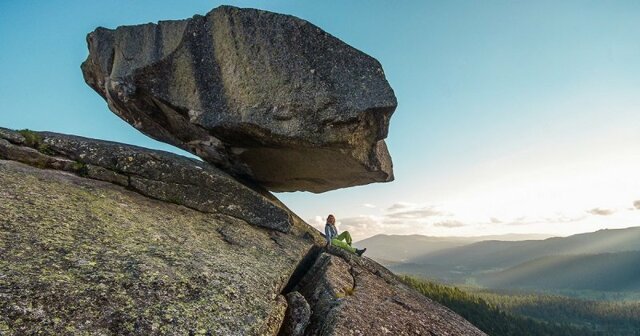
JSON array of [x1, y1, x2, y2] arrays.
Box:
[[81, 5, 396, 193], [295, 247, 487, 335], [0, 159, 313, 335], [0, 127, 293, 232], [278, 292, 311, 336], [0, 127, 485, 335]]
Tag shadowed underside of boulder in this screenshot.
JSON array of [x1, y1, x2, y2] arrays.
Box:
[[81, 5, 397, 193]]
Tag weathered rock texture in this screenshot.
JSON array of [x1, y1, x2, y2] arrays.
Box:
[[278, 292, 311, 336], [0, 128, 485, 335], [0, 159, 313, 335], [295, 247, 487, 335], [81, 5, 396, 193], [0, 127, 292, 232]]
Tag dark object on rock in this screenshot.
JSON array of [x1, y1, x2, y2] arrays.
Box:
[[356, 248, 366, 257], [0, 127, 292, 232], [279, 291, 311, 336], [81, 5, 396, 193]]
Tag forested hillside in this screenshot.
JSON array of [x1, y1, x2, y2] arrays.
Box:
[[403, 276, 640, 336], [478, 251, 640, 292], [472, 289, 640, 335], [401, 276, 600, 336]]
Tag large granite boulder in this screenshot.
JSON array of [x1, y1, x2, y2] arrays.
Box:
[[81, 5, 396, 193]]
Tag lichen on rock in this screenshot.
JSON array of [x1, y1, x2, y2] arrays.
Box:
[[0, 159, 315, 335]]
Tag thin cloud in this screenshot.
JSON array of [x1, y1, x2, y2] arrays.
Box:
[[385, 208, 443, 219], [337, 215, 409, 240], [503, 217, 534, 226], [504, 214, 586, 226], [386, 202, 415, 212], [433, 220, 465, 228], [634, 200, 640, 210], [587, 208, 615, 216], [543, 215, 587, 223], [339, 216, 376, 229], [382, 218, 407, 225], [490, 217, 502, 224], [308, 216, 325, 231], [362, 203, 377, 209]]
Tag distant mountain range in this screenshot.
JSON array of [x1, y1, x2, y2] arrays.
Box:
[[361, 226, 640, 294], [478, 250, 640, 292], [357, 233, 555, 265], [414, 226, 640, 271]]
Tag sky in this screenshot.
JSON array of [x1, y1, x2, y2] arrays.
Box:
[[1, 1, 639, 241]]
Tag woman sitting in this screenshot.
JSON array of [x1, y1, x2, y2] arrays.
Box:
[[324, 214, 366, 256]]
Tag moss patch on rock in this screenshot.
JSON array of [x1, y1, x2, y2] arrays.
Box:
[[17, 129, 56, 155]]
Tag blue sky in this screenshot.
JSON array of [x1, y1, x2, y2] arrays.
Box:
[[1, 1, 639, 239]]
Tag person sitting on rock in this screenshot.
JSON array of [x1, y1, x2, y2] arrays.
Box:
[[324, 214, 366, 256]]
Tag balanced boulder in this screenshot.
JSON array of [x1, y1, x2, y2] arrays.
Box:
[[81, 5, 396, 193]]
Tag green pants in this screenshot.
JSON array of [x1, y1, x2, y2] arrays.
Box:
[[331, 231, 355, 253]]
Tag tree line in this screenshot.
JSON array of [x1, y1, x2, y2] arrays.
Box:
[[401, 276, 640, 336]]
